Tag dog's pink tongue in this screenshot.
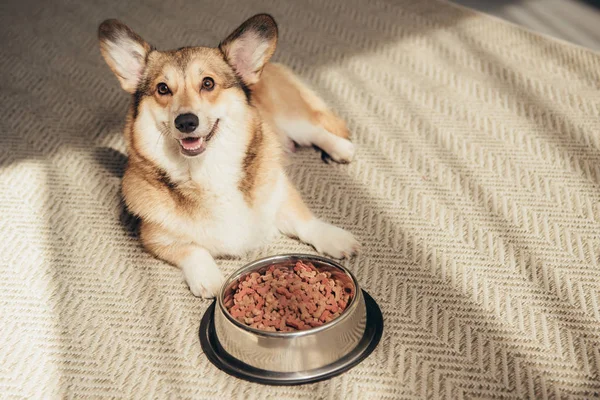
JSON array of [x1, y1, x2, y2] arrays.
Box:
[[181, 137, 203, 150]]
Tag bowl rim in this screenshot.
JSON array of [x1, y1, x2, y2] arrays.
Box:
[[217, 253, 362, 338]]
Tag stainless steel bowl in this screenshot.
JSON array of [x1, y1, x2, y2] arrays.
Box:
[[214, 254, 367, 373]]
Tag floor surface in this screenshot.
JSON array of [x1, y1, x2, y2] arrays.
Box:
[[452, 0, 600, 51]]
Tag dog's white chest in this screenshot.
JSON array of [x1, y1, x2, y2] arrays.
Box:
[[186, 164, 284, 256]]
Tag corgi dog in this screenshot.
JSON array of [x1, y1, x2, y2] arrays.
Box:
[[98, 14, 359, 298]]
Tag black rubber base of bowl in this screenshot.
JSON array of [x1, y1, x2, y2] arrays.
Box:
[[199, 290, 383, 386]]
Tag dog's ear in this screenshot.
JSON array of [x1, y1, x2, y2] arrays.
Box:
[[98, 19, 152, 93], [219, 14, 278, 86]]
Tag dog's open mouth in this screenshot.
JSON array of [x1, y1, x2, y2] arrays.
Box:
[[178, 119, 219, 157]]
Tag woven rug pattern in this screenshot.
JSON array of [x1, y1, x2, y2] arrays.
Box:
[[1, 0, 600, 398]]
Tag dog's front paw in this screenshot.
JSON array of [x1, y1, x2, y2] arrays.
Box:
[[181, 250, 225, 298], [308, 221, 360, 259]]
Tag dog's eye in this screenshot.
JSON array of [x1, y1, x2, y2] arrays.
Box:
[[157, 82, 170, 95], [202, 77, 215, 91]]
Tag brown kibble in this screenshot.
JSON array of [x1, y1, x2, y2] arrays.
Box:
[[226, 261, 353, 332]]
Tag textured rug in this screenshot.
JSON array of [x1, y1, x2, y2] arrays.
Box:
[[1, 0, 600, 398]]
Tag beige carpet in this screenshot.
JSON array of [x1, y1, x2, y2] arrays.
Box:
[[2, 0, 600, 398]]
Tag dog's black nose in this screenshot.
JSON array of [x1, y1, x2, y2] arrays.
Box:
[[175, 113, 199, 133]]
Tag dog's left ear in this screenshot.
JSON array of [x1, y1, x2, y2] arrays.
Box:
[[98, 19, 152, 93], [219, 14, 278, 86]]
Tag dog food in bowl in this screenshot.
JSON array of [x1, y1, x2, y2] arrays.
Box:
[[224, 261, 354, 332]]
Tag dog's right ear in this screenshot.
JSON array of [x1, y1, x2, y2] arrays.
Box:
[[219, 14, 278, 86], [98, 19, 152, 93]]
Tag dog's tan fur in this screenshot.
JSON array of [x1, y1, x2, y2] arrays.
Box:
[[254, 63, 350, 139], [99, 14, 358, 297]]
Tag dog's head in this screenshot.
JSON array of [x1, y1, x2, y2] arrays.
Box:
[[98, 14, 277, 157]]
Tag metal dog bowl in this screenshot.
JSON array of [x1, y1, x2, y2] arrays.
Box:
[[199, 254, 383, 385]]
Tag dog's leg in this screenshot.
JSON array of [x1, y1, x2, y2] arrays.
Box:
[[140, 221, 224, 298], [257, 63, 355, 163], [279, 118, 356, 164], [276, 180, 360, 258]]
